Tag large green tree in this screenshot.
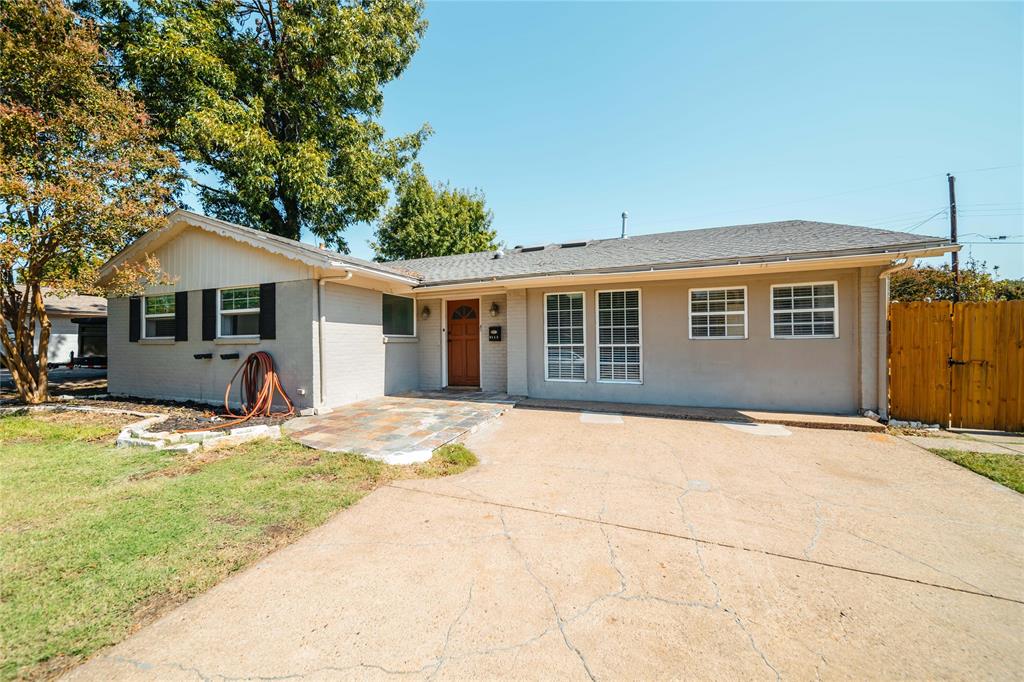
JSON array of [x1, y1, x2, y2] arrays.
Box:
[[890, 258, 1023, 302], [0, 0, 179, 403], [372, 165, 498, 261], [80, 0, 429, 251]]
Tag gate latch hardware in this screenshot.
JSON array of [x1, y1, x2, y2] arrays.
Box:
[[947, 357, 968, 367]]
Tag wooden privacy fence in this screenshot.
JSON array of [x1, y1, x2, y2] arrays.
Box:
[[889, 300, 1024, 432]]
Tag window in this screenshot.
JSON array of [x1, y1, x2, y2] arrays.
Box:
[[219, 286, 260, 337], [771, 282, 837, 338], [383, 294, 415, 336], [143, 294, 176, 339], [597, 289, 642, 383], [689, 287, 746, 339], [545, 292, 585, 381]]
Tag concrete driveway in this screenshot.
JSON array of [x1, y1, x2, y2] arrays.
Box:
[[68, 408, 1024, 680]]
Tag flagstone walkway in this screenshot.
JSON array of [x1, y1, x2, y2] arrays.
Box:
[[283, 392, 513, 463]]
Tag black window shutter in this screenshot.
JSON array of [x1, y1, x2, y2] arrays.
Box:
[[128, 297, 141, 342], [202, 289, 217, 340], [174, 291, 189, 342], [259, 282, 276, 340]]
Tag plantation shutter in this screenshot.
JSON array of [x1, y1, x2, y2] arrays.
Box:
[[174, 291, 189, 342], [259, 282, 276, 340], [128, 297, 141, 342], [202, 289, 217, 340]]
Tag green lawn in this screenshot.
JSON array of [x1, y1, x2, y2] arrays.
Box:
[[929, 447, 1024, 494], [0, 412, 476, 680]]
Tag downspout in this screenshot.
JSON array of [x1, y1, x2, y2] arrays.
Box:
[[316, 272, 353, 413]]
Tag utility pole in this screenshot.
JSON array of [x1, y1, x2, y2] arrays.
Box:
[[947, 173, 959, 302]]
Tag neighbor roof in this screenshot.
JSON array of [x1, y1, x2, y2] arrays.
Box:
[[392, 220, 952, 286], [14, 286, 106, 316]]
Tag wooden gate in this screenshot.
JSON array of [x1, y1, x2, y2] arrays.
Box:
[[889, 301, 1024, 432]]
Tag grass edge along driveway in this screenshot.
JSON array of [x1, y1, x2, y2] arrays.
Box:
[[928, 447, 1024, 494], [0, 412, 477, 681]]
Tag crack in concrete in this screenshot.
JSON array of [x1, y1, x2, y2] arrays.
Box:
[[847, 530, 988, 594], [388, 484, 1023, 605], [100, 654, 439, 681], [600, 526, 628, 597], [427, 578, 475, 680], [104, 654, 213, 681], [312, 532, 506, 550], [674, 458, 780, 681], [499, 509, 597, 681], [803, 500, 826, 559]]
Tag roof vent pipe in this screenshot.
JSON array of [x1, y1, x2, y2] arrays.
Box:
[[621, 211, 629, 239]]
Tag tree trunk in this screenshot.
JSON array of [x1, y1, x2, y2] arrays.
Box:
[[0, 283, 51, 404]]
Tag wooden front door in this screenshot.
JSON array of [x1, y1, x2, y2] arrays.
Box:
[[447, 299, 480, 387]]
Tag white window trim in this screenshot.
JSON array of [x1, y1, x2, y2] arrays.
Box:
[[595, 288, 643, 384], [770, 280, 839, 339], [141, 294, 176, 340], [687, 285, 748, 340], [217, 285, 261, 339], [382, 293, 416, 338], [544, 291, 586, 383]]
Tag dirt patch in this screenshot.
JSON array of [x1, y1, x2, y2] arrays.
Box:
[[887, 425, 942, 437], [27, 409, 137, 434], [131, 592, 192, 632], [263, 523, 296, 540], [134, 447, 241, 480], [22, 653, 81, 681]]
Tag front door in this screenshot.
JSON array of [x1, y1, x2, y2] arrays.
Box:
[[447, 299, 480, 387]]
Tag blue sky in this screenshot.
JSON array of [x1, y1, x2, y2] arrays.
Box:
[[189, 1, 1024, 276]]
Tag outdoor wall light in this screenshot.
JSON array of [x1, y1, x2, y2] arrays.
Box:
[[421, 305, 431, 320], [489, 302, 500, 317]]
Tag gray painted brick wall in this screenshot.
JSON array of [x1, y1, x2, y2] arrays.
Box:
[[320, 282, 385, 407], [480, 294, 507, 392], [417, 298, 442, 389], [505, 289, 528, 396], [107, 280, 317, 410]]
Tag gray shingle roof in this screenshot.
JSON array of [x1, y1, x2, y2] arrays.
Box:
[[14, 286, 106, 316], [391, 220, 950, 286]]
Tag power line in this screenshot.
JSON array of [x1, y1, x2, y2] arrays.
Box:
[[626, 165, 1022, 229], [902, 209, 949, 232]]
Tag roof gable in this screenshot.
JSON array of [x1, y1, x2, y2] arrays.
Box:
[[99, 210, 418, 286]]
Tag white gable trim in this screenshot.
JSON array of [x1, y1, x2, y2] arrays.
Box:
[[99, 209, 419, 287]]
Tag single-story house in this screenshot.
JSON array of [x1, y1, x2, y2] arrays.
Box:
[[8, 287, 107, 364], [98, 209, 956, 417]]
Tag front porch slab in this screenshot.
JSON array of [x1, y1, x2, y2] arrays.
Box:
[[515, 397, 885, 432], [283, 394, 512, 463]]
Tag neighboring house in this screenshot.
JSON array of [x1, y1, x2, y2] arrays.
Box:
[[98, 209, 956, 417], [8, 287, 107, 364]]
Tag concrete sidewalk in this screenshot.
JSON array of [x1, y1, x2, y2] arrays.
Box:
[[904, 428, 1024, 455]]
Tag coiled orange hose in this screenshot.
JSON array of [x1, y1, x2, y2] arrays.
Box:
[[181, 351, 294, 432]]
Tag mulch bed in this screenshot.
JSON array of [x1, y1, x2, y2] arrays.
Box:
[[2, 373, 293, 431], [1, 394, 294, 432], [87, 396, 294, 432]]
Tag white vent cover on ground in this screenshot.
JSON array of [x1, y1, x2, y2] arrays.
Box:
[[579, 412, 624, 424], [717, 421, 792, 437]]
